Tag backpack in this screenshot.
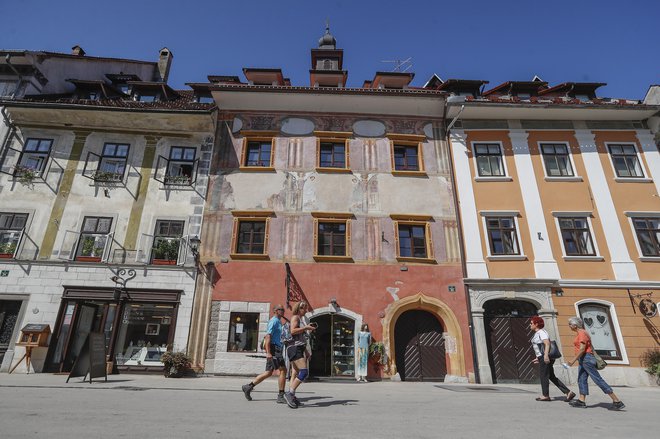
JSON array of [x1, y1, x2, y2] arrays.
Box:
[[280, 321, 294, 345]]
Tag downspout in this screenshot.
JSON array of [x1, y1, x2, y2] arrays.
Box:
[[443, 97, 481, 383], [1, 106, 17, 172], [5, 54, 23, 99]]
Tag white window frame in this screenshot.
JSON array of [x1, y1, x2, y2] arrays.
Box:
[[605, 142, 652, 182], [537, 141, 582, 181], [624, 211, 660, 261], [471, 141, 512, 181], [573, 299, 629, 365], [552, 212, 603, 260], [479, 210, 526, 260]]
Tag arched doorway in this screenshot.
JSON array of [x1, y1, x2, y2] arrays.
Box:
[[309, 313, 356, 378], [484, 299, 538, 384], [394, 310, 446, 381]]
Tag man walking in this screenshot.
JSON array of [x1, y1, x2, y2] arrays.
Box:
[[242, 304, 287, 403]]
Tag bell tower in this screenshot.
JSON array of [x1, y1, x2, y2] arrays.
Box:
[[310, 22, 347, 87]]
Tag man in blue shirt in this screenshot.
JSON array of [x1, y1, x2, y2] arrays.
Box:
[[242, 304, 288, 403]]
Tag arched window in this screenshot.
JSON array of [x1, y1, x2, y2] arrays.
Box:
[[577, 302, 623, 361]]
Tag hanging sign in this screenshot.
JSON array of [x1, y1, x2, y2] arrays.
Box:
[[638, 299, 658, 318]]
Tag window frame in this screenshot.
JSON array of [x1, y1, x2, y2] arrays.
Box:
[[312, 212, 353, 262], [74, 216, 114, 262], [606, 142, 647, 180], [164, 146, 198, 186], [538, 142, 580, 180], [390, 140, 425, 176], [0, 212, 28, 258], [227, 311, 260, 352], [625, 212, 660, 260], [150, 219, 185, 264], [15, 138, 54, 178], [230, 211, 273, 260], [553, 212, 602, 260], [574, 299, 628, 364], [471, 142, 509, 180], [316, 137, 350, 173], [391, 214, 435, 264], [240, 137, 275, 171], [94, 143, 130, 182], [480, 212, 525, 259]]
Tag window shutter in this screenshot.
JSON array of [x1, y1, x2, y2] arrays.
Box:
[[136, 232, 154, 263]]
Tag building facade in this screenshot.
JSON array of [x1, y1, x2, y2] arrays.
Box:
[[0, 47, 215, 373]]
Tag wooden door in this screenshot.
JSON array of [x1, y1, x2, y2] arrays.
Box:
[[395, 310, 446, 381], [487, 317, 538, 383]]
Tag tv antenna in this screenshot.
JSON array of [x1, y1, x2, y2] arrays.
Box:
[[381, 57, 413, 73]]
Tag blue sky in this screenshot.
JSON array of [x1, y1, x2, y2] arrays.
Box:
[[4, 0, 659, 99]]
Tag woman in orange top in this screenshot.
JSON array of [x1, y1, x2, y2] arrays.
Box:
[[566, 317, 625, 410]]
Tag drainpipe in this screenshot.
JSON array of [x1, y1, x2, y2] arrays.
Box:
[[443, 95, 481, 383], [5, 54, 23, 99], [1, 106, 16, 162]]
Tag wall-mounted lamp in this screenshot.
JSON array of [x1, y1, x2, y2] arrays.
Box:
[[329, 297, 339, 313], [189, 235, 201, 262]]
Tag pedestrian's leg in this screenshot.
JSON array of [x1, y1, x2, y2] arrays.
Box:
[[538, 359, 550, 398], [548, 360, 570, 395]]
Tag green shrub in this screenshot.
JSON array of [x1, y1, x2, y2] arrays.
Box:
[[640, 348, 660, 380]]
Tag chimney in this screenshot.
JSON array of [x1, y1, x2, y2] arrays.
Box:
[[157, 47, 173, 83], [71, 45, 86, 56]]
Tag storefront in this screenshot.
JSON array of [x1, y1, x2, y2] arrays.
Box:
[[45, 286, 181, 373], [309, 313, 355, 378]]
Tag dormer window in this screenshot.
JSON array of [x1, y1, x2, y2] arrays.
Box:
[[118, 84, 130, 95], [87, 91, 99, 100], [517, 92, 531, 99], [575, 94, 590, 102], [137, 94, 158, 103], [197, 95, 214, 104]]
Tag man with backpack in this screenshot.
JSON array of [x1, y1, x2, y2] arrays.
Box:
[[241, 305, 288, 403]]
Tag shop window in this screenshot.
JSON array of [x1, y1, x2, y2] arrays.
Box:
[[631, 217, 660, 257], [15, 138, 53, 178], [578, 302, 623, 361], [230, 211, 273, 260], [312, 213, 352, 262], [558, 217, 596, 256], [241, 138, 274, 169], [227, 312, 259, 352], [392, 215, 434, 263], [75, 216, 113, 262], [114, 304, 175, 367], [540, 143, 574, 177], [474, 143, 505, 177], [163, 146, 198, 186], [150, 220, 185, 264], [485, 216, 520, 256], [317, 139, 349, 171], [0, 212, 27, 258], [608, 144, 644, 178], [391, 141, 424, 174]]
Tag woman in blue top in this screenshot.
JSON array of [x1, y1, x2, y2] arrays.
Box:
[[357, 323, 371, 382]]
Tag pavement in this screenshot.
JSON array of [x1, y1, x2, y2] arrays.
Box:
[[1, 373, 659, 438]]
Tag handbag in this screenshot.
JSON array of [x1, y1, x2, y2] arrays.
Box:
[[592, 350, 608, 370], [537, 340, 562, 359]]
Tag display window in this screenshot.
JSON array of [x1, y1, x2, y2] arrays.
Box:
[[115, 304, 175, 367], [309, 314, 355, 378], [227, 312, 259, 352]]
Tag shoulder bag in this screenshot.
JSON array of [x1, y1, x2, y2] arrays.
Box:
[[592, 350, 608, 370], [537, 340, 562, 359]]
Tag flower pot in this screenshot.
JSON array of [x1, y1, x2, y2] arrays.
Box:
[[0, 254, 13, 259], [152, 259, 177, 265], [76, 256, 102, 262]]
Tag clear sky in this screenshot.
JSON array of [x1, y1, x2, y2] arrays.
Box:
[[3, 0, 659, 99]]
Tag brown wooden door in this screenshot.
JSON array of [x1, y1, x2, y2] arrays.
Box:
[[487, 317, 538, 384], [395, 310, 446, 381], [0, 301, 22, 365]]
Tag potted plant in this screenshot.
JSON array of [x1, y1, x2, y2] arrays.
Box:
[[0, 242, 17, 258], [93, 170, 122, 182], [164, 174, 191, 185], [14, 165, 38, 186], [152, 239, 179, 265], [369, 341, 385, 363], [641, 348, 660, 385], [77, 237, 103, 262], [161, 351, 192, 378]]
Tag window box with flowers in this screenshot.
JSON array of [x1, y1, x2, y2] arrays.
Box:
[[151, 238, 180, 265], [13, 165, 38, 186], [0, 242, 18, 258]]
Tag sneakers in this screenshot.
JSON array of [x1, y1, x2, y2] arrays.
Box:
[[241, 383, 253, 401], [276, 393, 286, 404], [292, 395, 302, 407], [283, 391, 298, 409], [565, 391, 576, 402], [569, 399, 586, 408], [611, 401, 625, 410]]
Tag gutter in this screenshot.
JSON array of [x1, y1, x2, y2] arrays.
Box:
[[0, 100, 216, 115]]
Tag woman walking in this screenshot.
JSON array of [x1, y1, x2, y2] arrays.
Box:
[[566, 316, 625, 410], [529, 316, 574, 402], [356, 323, 371, 382], [283, 301, 316, 409]]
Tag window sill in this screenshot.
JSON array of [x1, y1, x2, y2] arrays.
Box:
[[639, 257, 660, 262], [315, 167, 352, 174], [230, 253, 270, 260], [239, 166, 275, 172], [614, 177, 652, 183], [396, 257, 436, 264], [562, 256, 604, 261], [392, 170, 427, 177], [474, 176, 513, 182], [313, 255, 354, 263], [487, 255, 528, 261], [544, 176, 583, 182]]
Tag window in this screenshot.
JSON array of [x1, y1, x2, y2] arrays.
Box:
[[242, 139, 273, 168], [632, 217, 660, 257], [312, 213, 352, 261], [76, 216, 113, 261], [197, 95, 214, 104], [392, 215, 434, 263], [0, 213, 27, 258], [540, 143, 574, 177], [392, 143, 421, 172], [16, 138, 53, 177], [95, 143, 129, 182], [230, 211, 273, 259], [559, 217, 596, 256], [114, 304, 175, 367], [474, 143, 505, 177], [485, 216, 520, 255], [151, 220, 184, 264], [137, 94, 157, 103], [578, 303, 622, 360], [318, 141, 347, 170], [165, 147, 196, 185], [0, 80, 17, 97], [608, 144, 644, 178], [227, 312, 260, 352]]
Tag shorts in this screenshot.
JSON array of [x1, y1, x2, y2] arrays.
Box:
[[265, 344, 285, 371], [286, 344, 306, 362]]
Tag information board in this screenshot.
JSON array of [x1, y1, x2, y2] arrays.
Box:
[[66, 333, 108, 383]]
